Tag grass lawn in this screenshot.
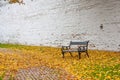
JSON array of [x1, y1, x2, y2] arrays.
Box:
[[0, 43, 120, 80]]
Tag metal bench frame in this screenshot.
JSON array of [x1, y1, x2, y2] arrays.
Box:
[[61, 41, 89, 59]]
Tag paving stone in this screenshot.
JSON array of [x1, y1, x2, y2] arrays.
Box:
[[5, 66, 77, 80]]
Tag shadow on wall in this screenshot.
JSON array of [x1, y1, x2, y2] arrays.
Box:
[[100, 24, 103, 30]]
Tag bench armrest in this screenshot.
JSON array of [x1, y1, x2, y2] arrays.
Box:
[[62, 46, 70, 50], [78, 46, 87, 51]]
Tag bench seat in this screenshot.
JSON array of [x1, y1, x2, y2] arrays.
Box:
[[62, 48, 86, 52]]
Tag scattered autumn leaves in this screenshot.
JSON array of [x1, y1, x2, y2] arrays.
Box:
[[0, 44, 120, 79], [9, 0, 24, 4]]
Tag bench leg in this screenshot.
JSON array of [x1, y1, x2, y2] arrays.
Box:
[[62, 52, 65, 58], [69, 52, 73, 57], [78, 52, 81, 59], [86, 51, 89, 58]]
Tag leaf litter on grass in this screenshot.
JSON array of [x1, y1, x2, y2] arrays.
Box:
[[0, 44, 119, 79]]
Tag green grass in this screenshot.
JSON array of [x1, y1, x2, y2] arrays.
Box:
[[90, 64, 120, 80], [0, 43, 23, 49]]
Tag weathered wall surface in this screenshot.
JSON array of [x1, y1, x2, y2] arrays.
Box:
[[0, 0, 120, 51]]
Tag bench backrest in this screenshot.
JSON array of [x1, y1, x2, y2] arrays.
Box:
[[69, 41, 89, 47]]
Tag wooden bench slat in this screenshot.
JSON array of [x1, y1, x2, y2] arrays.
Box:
[[70, 41, 88, 45]]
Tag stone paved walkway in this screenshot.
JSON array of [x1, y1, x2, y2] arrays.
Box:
[[4, 66, 76, 80]]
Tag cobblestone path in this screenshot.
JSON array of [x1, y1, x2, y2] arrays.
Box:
[[4, 66, 77, 80]]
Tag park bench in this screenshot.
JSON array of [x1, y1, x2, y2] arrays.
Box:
[[61, 41, 89, 59]]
